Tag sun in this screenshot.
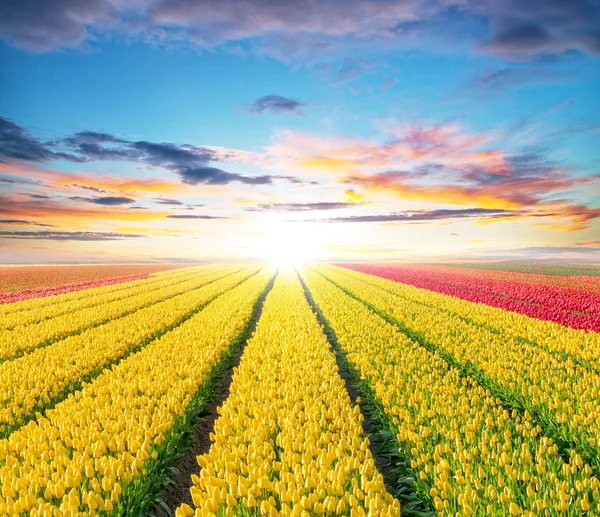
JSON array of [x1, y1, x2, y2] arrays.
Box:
[[258, 221, 320, 266]]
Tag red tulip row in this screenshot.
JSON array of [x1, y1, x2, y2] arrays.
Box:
[[338, 264, 600, 332], [0, 273, 152, 304]]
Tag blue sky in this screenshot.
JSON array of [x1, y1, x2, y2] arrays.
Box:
[[0, 0, 599, 263]]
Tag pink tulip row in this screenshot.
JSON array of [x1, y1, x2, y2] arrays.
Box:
[[337, 264, 600, 332], [0, 273, 151, 304], [419, 264, 600, 293]]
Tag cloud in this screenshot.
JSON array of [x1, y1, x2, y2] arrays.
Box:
[[272, 122, 600, 230], [246, 202, 357, 212], [64, 130, 304, 186], [68, 195, 136, 205], [2, 119, 304, 188], [0, 219, 31, 225], [248, 94, 305, 115], [166, 214, 228, 219], [0, 192, 169, 224], [155, 198, 184, 205], [334, 58, 374, 84], [478, 0, 600, 59], [90, 196, 136, 205], [177, 166, 272, 186], [1, 0, 598, 60], [313, 207, 518, 223], [0, 231, 145, 241], [0, 219, 55, 227], [0, 116, 82, 163], [68, 184, 106, 193], [472, 66, 572, 91]]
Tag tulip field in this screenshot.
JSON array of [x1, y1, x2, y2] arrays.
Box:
[[0, 263, 598, 516]]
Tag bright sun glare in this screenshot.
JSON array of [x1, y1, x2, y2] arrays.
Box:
[[258, 221, 320, 266]]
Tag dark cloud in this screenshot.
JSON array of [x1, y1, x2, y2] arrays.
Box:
[[1, 0, 598, 59], [92, 196, 136, 206], [70, 131, 126, 143], [166, 214, 227, 219], [27, 193, 51, 199], [154, 198, 184, 205], [0, 219, 31, 225], [2, 119, 294, 187], [72, 184, 106, 193], [248, 94, 305, 115], [314, 208, 518, 223], [0, 231, 145, 241], [177, 166, 273, 186], [65, 131, 285, 186], [69, 195, 136, 206], [247, 202, 358, 212], [0, 0, 114, 52], [479, 0, 600, 59], [0, 116, 82, 163], [0, 218, 54, 227]]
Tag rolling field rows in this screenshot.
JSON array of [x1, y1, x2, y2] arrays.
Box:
[[338, 264, 600, 331], [0, 263, 598, 516]]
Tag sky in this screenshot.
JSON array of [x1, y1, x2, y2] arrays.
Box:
[[0, 0, 599, 264]]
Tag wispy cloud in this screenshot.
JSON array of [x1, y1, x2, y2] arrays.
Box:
[[246, 202, 357, 212], [0, 218, 54, 227], [165, 214, 228, 219], [313, 208, 519, 223], [0, 231, 145, 241], [472, 66, 573, 93]]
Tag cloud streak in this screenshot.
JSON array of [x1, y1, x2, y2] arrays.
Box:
[[165, 214, 228, 219], [313, 208, 519, 223], [0, 231, 145, 241], [246, 202, 357, 212]]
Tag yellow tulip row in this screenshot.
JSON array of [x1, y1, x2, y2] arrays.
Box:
[[176, 268, 400, 517], [0, 265, 243, 362], [0, 267, 275, 517], [0, 265, 201, 318], [322, 265, 600, 371], [299, 266, 600, 516], [0, 266, 260, 438], [314, 265, 600, 470], [0, 264, 220, 331]]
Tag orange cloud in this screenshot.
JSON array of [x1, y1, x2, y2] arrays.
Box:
[[0, 193, 170, 228]]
